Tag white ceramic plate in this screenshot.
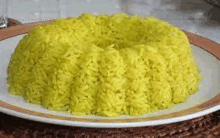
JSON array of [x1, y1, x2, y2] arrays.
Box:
[[0, 23, 220, 128]]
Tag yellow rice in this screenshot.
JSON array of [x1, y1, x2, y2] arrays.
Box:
[[7, 13, 202, 117]]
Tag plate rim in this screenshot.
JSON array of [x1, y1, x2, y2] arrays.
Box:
[[0, 101, 220, 128], [0, 20, 220, 128]]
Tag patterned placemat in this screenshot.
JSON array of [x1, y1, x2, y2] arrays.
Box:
[[204, 0, 220, 8], [0, 111, 219, 138]]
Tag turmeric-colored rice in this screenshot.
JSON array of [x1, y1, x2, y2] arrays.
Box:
[[7, 13, 202, 117]]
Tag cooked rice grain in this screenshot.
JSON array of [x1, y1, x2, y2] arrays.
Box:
[[7, 13, 202, 117]]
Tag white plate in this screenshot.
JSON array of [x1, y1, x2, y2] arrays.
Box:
[[0, 25, 220, 128]]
